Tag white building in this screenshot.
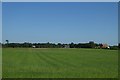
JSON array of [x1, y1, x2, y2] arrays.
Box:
[[32, 45, 36, 48]]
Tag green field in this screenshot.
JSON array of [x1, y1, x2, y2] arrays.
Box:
[[2, 48, 118, 78]]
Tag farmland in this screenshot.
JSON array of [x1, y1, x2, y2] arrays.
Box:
[[2, 48, 118, 78]]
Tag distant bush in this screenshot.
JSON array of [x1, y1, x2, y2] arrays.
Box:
[[110, 46, 118, 50]]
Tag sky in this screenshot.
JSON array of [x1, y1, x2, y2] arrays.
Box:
[[2, 2, 118, 45]]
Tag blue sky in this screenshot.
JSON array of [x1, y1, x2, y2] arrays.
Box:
[[2, 2, 118, 45]]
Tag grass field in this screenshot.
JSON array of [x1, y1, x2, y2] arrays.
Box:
[[2, 48, 118, 78]]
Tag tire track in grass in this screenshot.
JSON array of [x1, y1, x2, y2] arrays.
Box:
[[35, 51, 60, 67], [36, 50, 78, 69], [35, 51, 82, 77]]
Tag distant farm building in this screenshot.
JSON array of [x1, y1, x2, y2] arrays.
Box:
[[32, 45, 36, 48], [64, 44, 70, 48], [100, 44, 110, 49]]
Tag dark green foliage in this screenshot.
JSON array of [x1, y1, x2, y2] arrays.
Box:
[[118, 43, 120, 49], [2, 42, 98, 48], [5, 40, 9, 44], [69, 42, 75, 48], [2, 41, 118, 50], [110, 46, 119, 50]]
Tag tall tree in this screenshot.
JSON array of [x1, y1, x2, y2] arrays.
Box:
[[5, 40, 9, 47], [89, 41, 95, 48], [6, 40, 9, 44], [70, 42, 74, 48]]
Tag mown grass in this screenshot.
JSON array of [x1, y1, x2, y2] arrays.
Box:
[[2, 48, 118, 78]]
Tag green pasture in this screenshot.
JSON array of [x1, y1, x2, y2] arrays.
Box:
[[2, 48, 118, 78]]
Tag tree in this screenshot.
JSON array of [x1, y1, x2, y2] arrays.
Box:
[[70, 42, 74, 48], [118, 43, 120, 49], [58, 43, 62, 48], [6, 40, 9, 44], [5, 40, 9, 47], [110, 45, 118, 50], [46, 42, 50, 48], [89, 41, 95, 48]]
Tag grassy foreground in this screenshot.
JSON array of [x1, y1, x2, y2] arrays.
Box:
[[2, 48, 118, 78]]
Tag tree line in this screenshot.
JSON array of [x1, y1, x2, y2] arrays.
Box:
[[1, 40, 119, 50]]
